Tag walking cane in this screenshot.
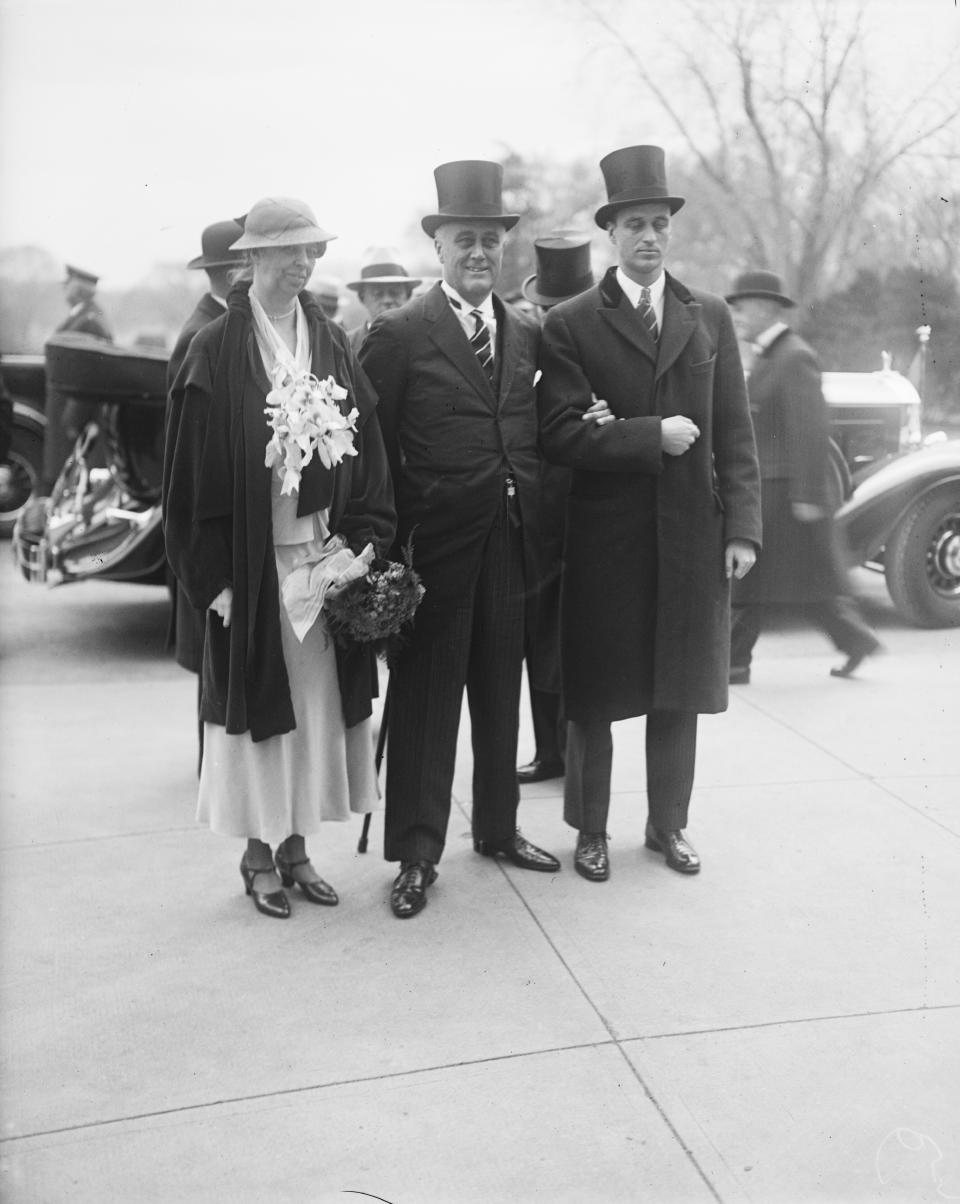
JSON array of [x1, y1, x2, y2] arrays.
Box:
[[358, 677, 390, 853]]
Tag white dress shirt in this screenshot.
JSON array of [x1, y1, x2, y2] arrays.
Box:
[[616, 267, 666, 331], [440, 280, 497, 361]]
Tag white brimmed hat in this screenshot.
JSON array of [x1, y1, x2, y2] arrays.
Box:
[[230, 197, 336, 250]]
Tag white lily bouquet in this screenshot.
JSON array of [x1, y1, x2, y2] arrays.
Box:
[[264, 364, 359, 495]]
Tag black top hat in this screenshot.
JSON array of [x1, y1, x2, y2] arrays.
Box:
[[64, 264, 99, 286], [725, 270, 795, 307], [421, 160, 520, 237], [594, 145, 685, 228], [522, 233, 594, 307], [187, 219, 246, 270]]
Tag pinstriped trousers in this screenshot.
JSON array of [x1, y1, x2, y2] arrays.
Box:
[[563, 711, 698, 834], [384, 499, 525, 864]]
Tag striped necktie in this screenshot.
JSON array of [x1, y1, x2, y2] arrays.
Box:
[[469, 308, 495, 384], [638, 286, 659, 343]]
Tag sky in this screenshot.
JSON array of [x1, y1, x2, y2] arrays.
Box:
[[1, 0, 957, 286]]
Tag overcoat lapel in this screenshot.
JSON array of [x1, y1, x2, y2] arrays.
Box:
[[655, 285, 701, 381], [595, 270, 657, 366], [424, 284, 496, 407]]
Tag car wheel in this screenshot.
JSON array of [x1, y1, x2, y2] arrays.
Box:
[[0, 421, 43, 538], [884, 487, 960, 628]]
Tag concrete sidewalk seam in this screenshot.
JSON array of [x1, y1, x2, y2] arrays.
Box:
[[0, 1038, 623, 1145], [623, 1000, 960, 1043]]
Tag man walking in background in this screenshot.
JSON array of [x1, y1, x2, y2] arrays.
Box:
[[726, 270, 881, 682]]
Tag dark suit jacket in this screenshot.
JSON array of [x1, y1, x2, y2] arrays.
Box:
[[359, 282, 542, 627], [167, 293, 226, 394], [56, 300, 112, 341], [539, 268, 761, 720]]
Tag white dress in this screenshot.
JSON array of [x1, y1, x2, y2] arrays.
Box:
[[196, 298, 381, 844]]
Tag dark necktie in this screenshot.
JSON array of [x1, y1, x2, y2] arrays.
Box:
[[469, 308, 495, 384], [638, 286, 659, 343]]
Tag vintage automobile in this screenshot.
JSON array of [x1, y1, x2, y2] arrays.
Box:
[[12, 334, 167, 587], [835, 437, 960, 628], [0, 352, 46, 537]]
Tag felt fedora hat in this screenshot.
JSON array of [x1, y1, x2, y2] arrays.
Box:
[[64, 264, 99, 285], [594, 145, 685, 228], [187, 219, 245, 270], [725, 270, 795, 307], [421, 160, 520, 237], [347, 246, 422, 291], [521, 233, 594, 307], [230, 197, 336, 250]]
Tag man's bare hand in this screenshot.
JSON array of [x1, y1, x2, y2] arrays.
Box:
[[725, 539, 756, 580], [661, 415, 700, 456], [582, 395, 617, 426], [210, 586, 233, 628]]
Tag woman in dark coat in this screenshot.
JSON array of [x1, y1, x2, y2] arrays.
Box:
[[163, 197, 395, 918]]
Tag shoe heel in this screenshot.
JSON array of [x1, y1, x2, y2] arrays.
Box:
[[278, 870, 294, 888]]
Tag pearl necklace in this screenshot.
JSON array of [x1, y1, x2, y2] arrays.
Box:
[[266, 304, 296, 322]]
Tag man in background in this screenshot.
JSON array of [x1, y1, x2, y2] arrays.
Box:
[[346, 247, 421, 354], [726, 270, 881, 681]]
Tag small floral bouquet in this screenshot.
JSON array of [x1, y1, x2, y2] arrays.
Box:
[[264, 365, 359, 495], [324, 541, 425, 655]]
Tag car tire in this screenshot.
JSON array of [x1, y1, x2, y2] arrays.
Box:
[[0, 419, 43, 538], [884, 486, 960, 628]]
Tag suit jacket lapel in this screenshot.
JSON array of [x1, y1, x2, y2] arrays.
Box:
[[424, 283, 496, 406], [655, 281, 700, 382], [494, 295, 520, 411]]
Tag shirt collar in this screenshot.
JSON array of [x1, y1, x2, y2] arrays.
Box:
[[441, 279, 496, 321], [616, 267, 665, 309], [209, 292, 228, 309], [754, 320, 789, 352]]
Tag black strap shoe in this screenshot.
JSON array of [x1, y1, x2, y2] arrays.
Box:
[[575, 832, 610, 881], [240, 858, 291, 918], [474, 830, 561, 872], [390, 861, 438, 919], [644, 824, 701, 874], [275, 850, 338, 906], [516, 758, 565, 783]]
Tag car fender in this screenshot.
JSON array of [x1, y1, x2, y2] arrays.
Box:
[[835, 441, 960, 564]]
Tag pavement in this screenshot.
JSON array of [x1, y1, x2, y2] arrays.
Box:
[[0, 551, 958, 1204]]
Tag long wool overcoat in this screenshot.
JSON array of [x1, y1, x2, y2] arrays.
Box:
[[163, 286, 396, 742], [732, 326, 845, 605], [538, 268, 762, 722]]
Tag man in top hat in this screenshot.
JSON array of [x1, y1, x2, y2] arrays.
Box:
[[725, 270, 881, 681], [346, 247, 422, 354], [36, 265, 113, 498], [538, 145, 762, 883], [516, 232, 595, 786], [165, 219, 246, 734], [360, 159, 560, 918]]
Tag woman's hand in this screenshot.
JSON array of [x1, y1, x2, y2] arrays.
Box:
[[210, 587, 233, 628]]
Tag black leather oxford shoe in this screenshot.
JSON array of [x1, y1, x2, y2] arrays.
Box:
[[574, 832, 609, 882], [474, 830, 560, 872], [390, 861, 438, 919], [644, 824, 701, 874], [516, 758, 565, 784]]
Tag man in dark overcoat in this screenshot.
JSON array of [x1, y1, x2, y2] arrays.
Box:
[[538, 145, 762, 883], [516, 233, 596, 785], [726, 270, 881, 681], [360, 159, 560, 918]]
